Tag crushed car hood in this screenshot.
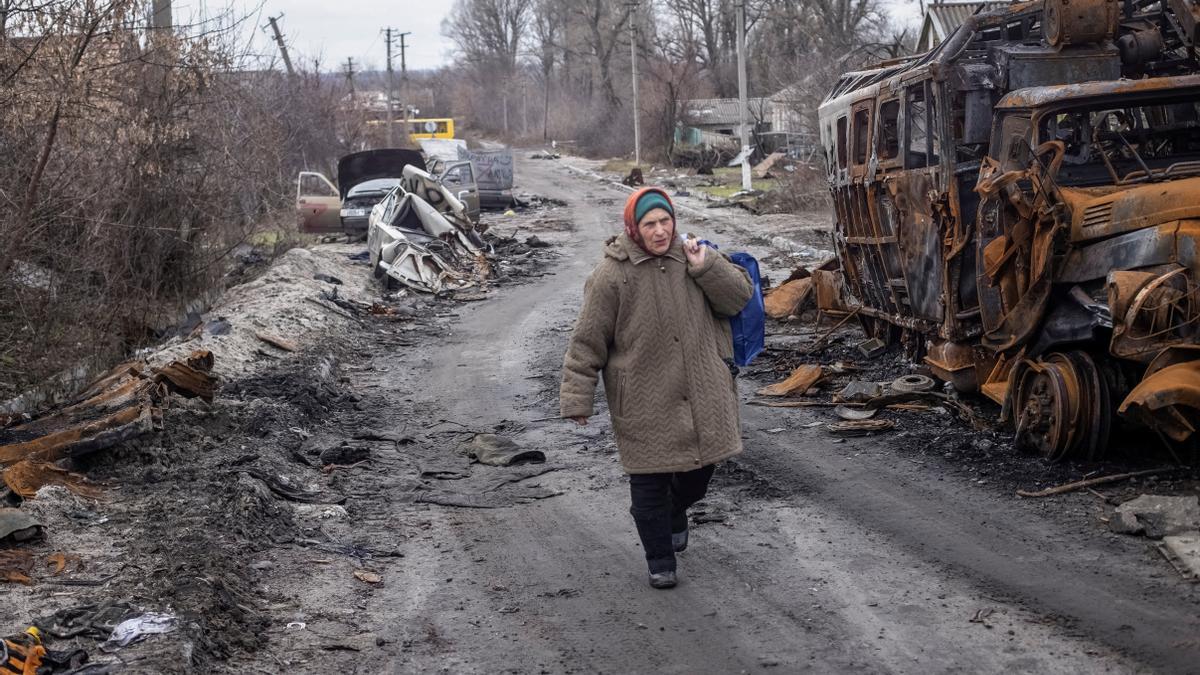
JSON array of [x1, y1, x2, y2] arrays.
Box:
[[337, 150, 426, 200]]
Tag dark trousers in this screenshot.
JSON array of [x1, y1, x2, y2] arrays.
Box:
[[628, 464, 717, 574]]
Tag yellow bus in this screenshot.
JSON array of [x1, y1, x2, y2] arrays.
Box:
[[407, 118, 455, 139]]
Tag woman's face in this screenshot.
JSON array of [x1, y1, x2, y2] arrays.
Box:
[[637, 208, 675, 256]]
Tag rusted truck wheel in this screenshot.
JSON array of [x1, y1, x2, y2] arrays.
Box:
[[1013, 355, 1075, 462], [1013, 351, 1113, 462]]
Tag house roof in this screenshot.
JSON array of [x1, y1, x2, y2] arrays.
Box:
[[682, 97, 771, 126], [918, 1, 1011, 51]]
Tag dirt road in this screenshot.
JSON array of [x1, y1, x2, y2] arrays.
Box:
[[223, 155, 1196, 674]]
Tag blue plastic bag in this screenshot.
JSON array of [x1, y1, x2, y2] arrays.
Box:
[[699, 241, 765, 367]]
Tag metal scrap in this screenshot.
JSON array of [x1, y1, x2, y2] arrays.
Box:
[[0, 351, 216, 497], [756, 365, 824, 397], [0, 549, 34, 585], [0, 508, 43, 544], [763, 278, 813, 319]]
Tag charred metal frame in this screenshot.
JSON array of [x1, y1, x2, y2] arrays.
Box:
[[819, 0, 1200, 458]]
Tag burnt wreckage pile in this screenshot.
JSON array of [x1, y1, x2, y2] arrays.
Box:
[[817, 0, 1200, 460], [367, 165, 491, 294]]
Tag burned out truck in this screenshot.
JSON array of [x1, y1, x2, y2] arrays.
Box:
[[818, 0, 1200, 460]]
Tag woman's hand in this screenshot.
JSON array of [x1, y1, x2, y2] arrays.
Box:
[[568, 416, 589, 426], [683, 235, 706, 268]]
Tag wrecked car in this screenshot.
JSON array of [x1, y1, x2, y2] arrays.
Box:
[[817, 0, 1200, 460], [419, 139, 516, 211], [367, 165, 490, 294], [425, 157, 483, 222], [297, 149, 426, 236]]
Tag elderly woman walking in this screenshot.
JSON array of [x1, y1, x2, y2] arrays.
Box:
[[559, 187, 753, 589]]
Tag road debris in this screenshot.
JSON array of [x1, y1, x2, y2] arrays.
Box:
[[891, 375, 935, 394], [255, 332, 299, 352], [1158, 533, 1200, 582], [969, 608, 995, 625], [756, 365, 824, 397], [0, 508, 44, 544], [353, 570, 383, 584], [837, 381, 883, 404], [1, 549, 34, 584], [1016, 468, 1178, 498], [827, 419, 895, 436], [462, 434, 546, 466], [748, 399, 838, 408], [319, 443, 371, 467], [856, 338, 886, 359], [242, 469, 346, 504], [763, 278, 813, 319], [0, 351, 215, 497], [101, 612, 177, 650], [835, 405, 878, 421], [1109, 495, 1200, 538]]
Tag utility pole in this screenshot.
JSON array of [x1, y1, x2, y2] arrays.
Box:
[[344, 57, 356, 94], [629, 2, 641, 167], [543, 75, 551, 141], [151, 0, 171, 31], [399, 32, 411, 146], [522, 80, 528, 135], [266, 15, 295, 78], [735, 1, 751, 190], [384, 28, 395, 146]]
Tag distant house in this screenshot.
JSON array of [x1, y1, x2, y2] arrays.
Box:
[[681, 97, 772, 136], [917, 1, 1011, 52], [767, 85, 814, 136], [764, 85, 820, 159]]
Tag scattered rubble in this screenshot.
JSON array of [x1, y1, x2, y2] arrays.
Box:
[[756, 365, 823, 397], [827, 419, 895, 436], [1109, 495, 1200, 539], [102, 612, 178, 651], [0, 350, 215, 498], [763, 278, 812, 320], [1159, 533, 1200, 582], [837, 380, 883, 404], [462, 434, 546, 466]]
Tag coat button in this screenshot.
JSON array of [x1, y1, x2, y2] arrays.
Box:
[[693, 459, 700, 464], [673, 336, 679, 342], [683, 395, 689, 401]]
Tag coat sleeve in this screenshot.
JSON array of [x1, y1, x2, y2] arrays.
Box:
[[559, 264, 619, 418], [688, 251, 753, 318]]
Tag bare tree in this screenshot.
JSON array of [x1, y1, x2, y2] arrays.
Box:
[[569, 0, 632, 108], [0, 0, 347, 399]]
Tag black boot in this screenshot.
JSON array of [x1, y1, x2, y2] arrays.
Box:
[[648, 570, 678, 589]]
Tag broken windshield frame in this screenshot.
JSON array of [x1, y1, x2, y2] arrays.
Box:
[[1035, 93, 1200, 187]]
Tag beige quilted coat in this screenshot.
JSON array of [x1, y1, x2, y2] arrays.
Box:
[[559, 233, 754, 474]]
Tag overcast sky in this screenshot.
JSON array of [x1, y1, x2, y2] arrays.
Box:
[[189, 0, 921, 74], [187, 0, 458, 72]]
